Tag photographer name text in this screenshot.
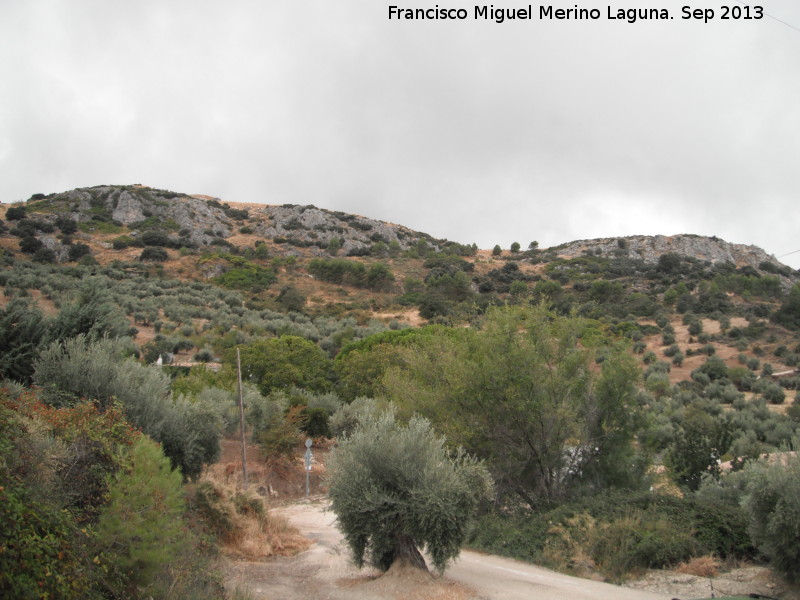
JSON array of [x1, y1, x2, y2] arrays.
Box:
[[388, 5, 764, 24]]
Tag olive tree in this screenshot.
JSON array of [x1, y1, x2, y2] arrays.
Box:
[[327, 412, 492, 574], [742, 449, 800, 581]]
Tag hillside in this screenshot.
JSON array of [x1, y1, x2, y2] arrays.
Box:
[[1, 184, 799, 367], [3, 184, 800, 597]]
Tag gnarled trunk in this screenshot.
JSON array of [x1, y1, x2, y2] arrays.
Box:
[[392, 534, 428, 572]]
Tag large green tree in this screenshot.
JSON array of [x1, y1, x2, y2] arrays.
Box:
[[384, 305, 644, 504], [235, 335, 333, 395], [327, 412, 492, 574], [773, 282, 800, 330]]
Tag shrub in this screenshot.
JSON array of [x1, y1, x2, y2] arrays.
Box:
[[258, 405, 305, 461], [95, 437, 186, 598], [18, 235, 43, 254], [663, 344, 680, 357], [687, 320, 702, 336], [0, 299, 48, 383], [5, 205, 26, 220], [34, 336, 221, 479], [49, 279, 131, 342], [329, 397, 385, 439], [591, 510, 696, 580], [760, 381, 786, 404], [67, 243, 91, 262], [693, 356, 728, 382], [55, 215, 78, 234], [140, 246, 168, 261], [742, 452, 800, 581], [32, 247, 56, 263], [194, 348, 214, 362], [0, 400, 99, 599]]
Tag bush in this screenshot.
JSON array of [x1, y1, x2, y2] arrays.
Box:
[[18, 235, 43, 254], [743, 452, 800, 581], [591, 510, 697, 580], [35, 336, 222, 479], [5, 205, 26, 220], [471, 489, 754, 581], [32, 247, 56, 263], [258, 405, 304, 461], [0, 299, 48, 383], [329, 397, 385, 439], [67, 243, 91, 262], [140, 246, 168, 261], [194, 348, 214, 362], [760, 381, 786, 404], [0, 401, 99, 599], [55, 215, 78, 234], [95, 437, 186, 598]]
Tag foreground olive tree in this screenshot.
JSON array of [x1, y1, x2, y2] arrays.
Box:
[[742, 449, 800, 581], [327, 412, 493, 574]]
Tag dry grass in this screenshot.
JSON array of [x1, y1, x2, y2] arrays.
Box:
[[198, 466, 310, 560], [676, 555, 720, 578]]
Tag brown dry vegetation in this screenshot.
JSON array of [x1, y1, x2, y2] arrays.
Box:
[[200, 438, 314, 561]]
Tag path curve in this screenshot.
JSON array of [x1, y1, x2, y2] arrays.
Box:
[[225, 498, 674, 600]]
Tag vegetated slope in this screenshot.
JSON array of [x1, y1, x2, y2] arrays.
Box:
[[2, 183, 799, 383], [6, 184, 449, 259], [4, 184, 800, 590]]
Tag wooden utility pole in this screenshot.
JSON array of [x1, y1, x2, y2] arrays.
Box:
[[236, 348, 248, 490]]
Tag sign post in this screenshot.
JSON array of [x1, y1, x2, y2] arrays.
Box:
[[304, 438, 313, 498]]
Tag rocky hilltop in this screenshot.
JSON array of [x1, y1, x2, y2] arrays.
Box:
[[551, 234, 787, 272], [6, 186, 798, 280], [17, 185, 447, 256]]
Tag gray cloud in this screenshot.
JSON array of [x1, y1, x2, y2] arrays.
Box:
[[2, 0, 799, 267]]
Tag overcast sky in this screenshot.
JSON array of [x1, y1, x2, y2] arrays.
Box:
[[1, 0, 799, 268]]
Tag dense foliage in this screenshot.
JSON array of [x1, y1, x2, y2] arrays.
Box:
[[385, 305, 645, 504], [327, 412, 493, 573]]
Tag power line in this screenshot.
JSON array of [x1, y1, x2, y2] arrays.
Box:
[[733, 0, 800, 33], [777, 249, 800, 258]]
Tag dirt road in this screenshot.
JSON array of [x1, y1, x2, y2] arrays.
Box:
[[224, 498, 674, 600]]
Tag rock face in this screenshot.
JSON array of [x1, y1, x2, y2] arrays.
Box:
[[21, 185, 444, 255], [251, 204, 431, 254], [42, 186, 233, 245], [552, 234, 787, 272]]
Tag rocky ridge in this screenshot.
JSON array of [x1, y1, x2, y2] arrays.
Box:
[[10, 186, 799, 279], [19, 185, 444, 256], [553, 234, 788, 271]]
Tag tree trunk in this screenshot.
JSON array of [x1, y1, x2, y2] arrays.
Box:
[[392, 534, 428, 572]]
